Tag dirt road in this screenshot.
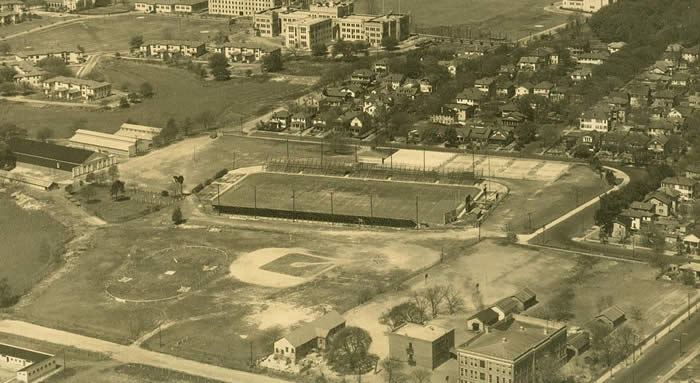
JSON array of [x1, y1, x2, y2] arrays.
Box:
[[0, 320, 285, 383]]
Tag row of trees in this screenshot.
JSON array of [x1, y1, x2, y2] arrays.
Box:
[[379, 285, 464, 331]]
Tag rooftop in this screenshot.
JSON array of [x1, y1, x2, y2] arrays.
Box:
[[8, 137, 98, 166], [0, 343, 53, 364], [134, 0, 206, 4], [284, 311, 345, 347], [392, 323, 453, 342], [44, 76, 110, 88], [597, 306, 625, 322], [70, 130, 136, 152], [662, 176, 698, 187]]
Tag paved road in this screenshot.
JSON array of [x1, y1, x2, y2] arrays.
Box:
[[0, 320, 285, 383], [607, 312, 700, 383], [0, 96, 102, 108]]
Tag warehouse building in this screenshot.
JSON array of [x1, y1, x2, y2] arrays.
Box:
[[69, 129, 138, 157], [0, 343, 58, 382], [115, 123, 162, 152]]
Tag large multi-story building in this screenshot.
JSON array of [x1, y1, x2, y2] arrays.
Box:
[[208, 0, 280, 16], [284, 17, 333, 51], [134, 0, 208, 14], [253, 7, 281, 37], [42, 76, 111, 101], [562, 0, 616, 13], [456, 315, 567, 383], [309, 0, 353, 19], [45, 0, 95, 11], [0, 0, 26, 26]]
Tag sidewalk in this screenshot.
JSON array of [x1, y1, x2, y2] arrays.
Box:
[[659, 345, 699, 382]]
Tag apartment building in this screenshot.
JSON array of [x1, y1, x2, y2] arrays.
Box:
[[45, 0, 94, 11], [15, 50, 84, 64], [42, 76, 111, 101], [139, 40, 207, 57], [562, 0, 616, 13], [213, 43, 281, 62], [134, 0, 208, 13], [309, 0, 353, 19], [208, 0, 280, 16], [285, 17, 333, 51], [457, 315, 567, 383], [253, 7, 281, 37], [10, 61, 47, 87]]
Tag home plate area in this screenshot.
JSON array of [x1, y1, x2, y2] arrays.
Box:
[[229, 248, 339, 288]]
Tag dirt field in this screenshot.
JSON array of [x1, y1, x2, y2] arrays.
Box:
[[219, 172, 479, 225], [442, 154, 571, 182], [481, 164, 610, 234], [0, 188, 70, 295]]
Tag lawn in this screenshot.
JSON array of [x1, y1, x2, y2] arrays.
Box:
[[0, 58, 308, 139], [0, 190, 70, 295], [73, 184, 164, 223], [354, 0, 569, 39], [219, 172, 479, 225], [482, 164, 611, 234], [4, 14, 233, 53], [0, 15, 79, 40]]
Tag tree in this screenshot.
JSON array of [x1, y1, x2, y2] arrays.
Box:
[[77, 44, 85, 54], [0, 41, 11, 55], [326, 326, 376, 376], [208, 53, 230, 81], [129, 35, 144, 52], [181, 117, 193, 136], [379, 301, 426, 331], [312, 43, 328, 57], [140, 82, 154, 98], [352, 40, 370, 57], [0, 146, 15, 169], [381, 36, 399, 51], [35, 127, 54, 142], [214, 31, 229, 44], [515, 123, 537, 148], [0, 66, 16, 82], [409, 369, 431, 383], [262, 52, 283, 72], [196, 110, 216, 131], [110, 179, 125, 199], [119, 97, 130, 108], [172, 206, 184, 224], [533, 354, 566, 383], [108, 165, 120, 181], [0, 277, 19, 308], [162, 117, 179, 142], [0, 82, 16, 96], [444, 286, 465, 314], [421, 285, 447, 318], [332, 39, 350, 58], [380, 357, 406, 383]]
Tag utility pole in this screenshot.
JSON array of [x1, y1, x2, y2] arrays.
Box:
[[415, 195, 419, 228], [321, 141, 324, 165], [423, 148, 426, 173], [217, 184, 220, 208], [232, 152, 236, 170], [292, 189, 296, 222], [370, 193, 373, 217], [528, 212, 532, 231], [254, 186, 257, 209], [159, 324, 162, 348], [330, 192, 334, 215], [286, 138, 290, 162]]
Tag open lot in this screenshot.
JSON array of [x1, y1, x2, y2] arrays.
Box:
[[73, 184, 166, 223], [219, 172, 479, 225], [4, 14, 233, 53], [442, 154, 571, 182], [0, 189, 70, 295], [355, 0, 568, 38], [0, 58, 307, 139], [481, 164, 610, 234]]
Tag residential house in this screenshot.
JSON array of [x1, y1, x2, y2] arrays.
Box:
[[456, 88, 485, 107], [515, 83, 533, 97], [0, 0, 25, 26], [273, 311, 345, 364], [456, 315, 567, 383], [495, 81, 515, 98], [550, 86, 568, 103], [533, 81, 554, 98], [620, 208, 654, 230], [338, 111, 371, 137], [373, 59, 388, 73], [499, 64, 516, 79], [469, 127, 491, 146], [290, 112, 313, 131], [474, 77, 496, 94], [579, 110, 611, 132], [570, 66, 593, 82], [595, 306, 626, 330], [653, 89, 678, 108], [489, 126, 513, 146], [419, 78, 433, 93], [384, 73, 405, 90], [388, 324, 455, 370], [630, 201, 655, 215], [577, 52, 609, 65], [681, 45, 699, 63], [628, 85, 651, 107], [517, 56, 541, 72], [671, 72, 691, 88], [607, 41, 626, 54], [444, 103, 474, 124], [268, 110, 292, 131], [396, 86, 418, 100], [647, 134, 669, 154], [10, 61, 47, 88], [685, 165, 700, 180], [16, 50, 84, 64], [499, 103, 519, 117], [645, 190, 678, 217], [213, 44, 281, 63], [139, 40, 207, 57], [661, 177, 698, 200], [430, 108, 457, 125], [339, 84, 363, 99], [648, 119, 674, 136], [682, 236, 700, 255], [42, 76, 111, 101], [501, 112, 527, 128], [350, 69, 376, 85]]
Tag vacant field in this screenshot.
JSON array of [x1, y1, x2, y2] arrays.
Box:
[[0, 59, 307, 139], [219, 172, 479, 224], [481, 164, 610, 234], [0, 15, 79, 39], [355, 0, 568, 38], [73, 184, 163, 223], [119, 135, 356, 191], [0, 190, 70, 295], [5, 14, 233, 53]]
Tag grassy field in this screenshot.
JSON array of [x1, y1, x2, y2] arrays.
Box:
[[73, 184, 164, 223], [219, 172, 479, 225], [355, 0, 569, 38], [0, 15, 79, 39], [0, 59, 307, 139], [0, 190, 70, 295], [4, 14, 233, 53], [482, 165, 611, 234]]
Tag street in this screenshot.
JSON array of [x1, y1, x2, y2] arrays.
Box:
[[609, 312, 700, 383]]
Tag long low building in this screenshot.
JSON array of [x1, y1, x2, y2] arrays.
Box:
[[0, 343, 58, 383], [69, 129, 138, 157], [15, 50, 84, 64], [139, 40, 207, 57], [42, 76, 111, 101], [212, 43, 281, 63], [115, 123, 162, 152], [134, 0, 207, 14], [8, 138, 116, 179]]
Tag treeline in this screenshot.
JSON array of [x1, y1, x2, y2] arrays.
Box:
[[595, 164, 674, 230]]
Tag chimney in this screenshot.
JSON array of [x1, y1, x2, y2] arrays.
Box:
[[502, 337, 508, 343]]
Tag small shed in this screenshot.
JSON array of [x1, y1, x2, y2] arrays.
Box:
[[466, 308, 500, 332], [595, 306, 626, 329], [512, 288, 537, 311]]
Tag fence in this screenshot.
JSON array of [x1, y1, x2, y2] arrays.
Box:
[[212, 205, 417, 228], [264, 157, 476, 185]]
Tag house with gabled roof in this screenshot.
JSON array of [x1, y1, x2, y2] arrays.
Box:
[[515, 82, 533, 97], [456, 88, 485, 106], [570, 66, 592, 82], [533, 81, 554, 98], [579, 109, 611, 132], [628, 84, 651, 107], [595, 306, 626, 330], [467, 308, 501, 332], [517, 56, 541, 72], [661, 177, 699, 200], [681, 45, 699, 63], [685, 164, 700, 180], [385, 73, 405, 90], [645, 190, 678, 217], [350, 69, 376, 85], [273, 311, 345, 364], [474, 77, 496, 94], [647, 134, 669, 154]]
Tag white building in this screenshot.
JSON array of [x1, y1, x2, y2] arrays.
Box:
[[562, 0, 616, 13], [69, 129, 138, 157], [0, 343, 58, 383], [115, 123, 162, 152], [208, 0, 280, 16], [285, 17, 333, 51], [134, 0, 208, 13]]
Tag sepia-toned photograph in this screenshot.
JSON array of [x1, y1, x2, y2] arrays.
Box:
[[0, 0, 698, 381]]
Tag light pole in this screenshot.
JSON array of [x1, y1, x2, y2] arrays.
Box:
[[239, 334, 253, 368]]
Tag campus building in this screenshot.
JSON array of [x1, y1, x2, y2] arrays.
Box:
[[212, 43, 281, 63], [45, 0, 95, 11], [139, 40, 207, 57], [0, 343, 58, 383], [335, 13, 409, 46], [9, 61, 48, 88], [115, 123, 163, 152], [69, 129, 138, 157], [284, 17, 333, 51], [15, 50, 85, 64], [561, 0, 616, 13], [134, 0, 208, 13], [388, 323, 455, 370], [42, 76, 111, 101], [208, 0, 281, 16], [253, 7, 281, 37], [456, 315, 567, 383], [308, 0, 353, 19], [7, 138, 116, 179]]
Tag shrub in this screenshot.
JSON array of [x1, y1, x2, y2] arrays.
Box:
[[160, 190, 169, 197], [191, 183, 204, 193], [357, 288, 375, 305], [204, 178, 213, 186], [214, 168, 229, 179]]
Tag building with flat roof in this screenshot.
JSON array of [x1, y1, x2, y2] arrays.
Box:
[[284, 17, 333, 51], [134, 0, 208, 13], [309, 0, 353, 19], [69, 129, 138, 157], [0, 343, 58, 382], [208, 0, 281, 16], [389, 323, 455, 370], [115, 123, 162, 152], [456, 315, 567, 383], [7, 138, 115, 179], [253, 7, 282, 37]]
